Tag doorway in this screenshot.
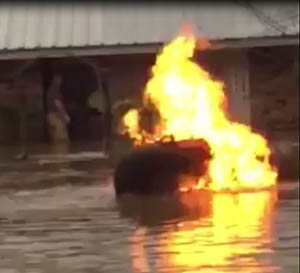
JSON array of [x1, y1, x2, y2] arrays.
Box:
[[42, 58, 106, 143]]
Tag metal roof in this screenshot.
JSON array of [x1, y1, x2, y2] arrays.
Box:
[[0, 2, 298, 51]]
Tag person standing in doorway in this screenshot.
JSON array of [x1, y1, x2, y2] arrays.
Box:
[[46, 73, 70, 141]]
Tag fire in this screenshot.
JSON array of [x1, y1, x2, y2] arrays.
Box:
[[122, 109, 140, 141], [122, 32, 277, 192]]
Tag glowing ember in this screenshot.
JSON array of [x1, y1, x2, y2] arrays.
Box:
[[121, 32, 277, 192], [122, 109, 140, 141]]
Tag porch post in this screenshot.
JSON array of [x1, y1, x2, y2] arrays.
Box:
[[224, 49, 251, 125]]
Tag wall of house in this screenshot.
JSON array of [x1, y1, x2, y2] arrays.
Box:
[[249, 45, 299, 141], [0, 60, 45, 143], [104, 54, 154, 104], [105, 49, 251, 122], [195, 48, 252, 125], [249, 45, 299, 179], [0, 46, 298, 180], [105, 46, 299, 140], [2, 47, 295, 144]]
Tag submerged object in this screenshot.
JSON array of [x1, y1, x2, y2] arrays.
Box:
[[113, 139, 211, 196]]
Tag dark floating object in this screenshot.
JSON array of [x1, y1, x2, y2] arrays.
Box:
[[113, 139, 211, 196]]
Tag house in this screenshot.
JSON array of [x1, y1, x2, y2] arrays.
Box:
[[0, 2, 298, 148]]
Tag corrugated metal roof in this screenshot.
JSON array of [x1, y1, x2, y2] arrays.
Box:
[[0, 2, 298, 51]]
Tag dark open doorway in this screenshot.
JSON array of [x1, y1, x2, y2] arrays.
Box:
[[42, 58, 107, 143], [60, 59, 104, 141]]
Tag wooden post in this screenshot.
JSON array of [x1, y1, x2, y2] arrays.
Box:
[[100, 68, 113, 154], [12, 59, 39, 159], [223, 49, 251, 125], [79, 57, 112, 154], [19, 92, 28, 157]]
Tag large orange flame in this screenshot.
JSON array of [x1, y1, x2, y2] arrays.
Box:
[[122, 33, 277, 192]]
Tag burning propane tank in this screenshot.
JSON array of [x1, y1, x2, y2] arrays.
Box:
[[114, 137, 211, 196], [114, 30, 277, 196]]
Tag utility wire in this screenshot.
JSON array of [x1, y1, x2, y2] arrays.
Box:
[[232, 0, 292, 34]]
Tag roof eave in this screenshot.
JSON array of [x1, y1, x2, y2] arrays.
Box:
[[0, 35, 298, 60]]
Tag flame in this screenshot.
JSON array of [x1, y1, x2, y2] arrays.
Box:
[[122, 32, 277, 192], [122, 109, 140, 140]]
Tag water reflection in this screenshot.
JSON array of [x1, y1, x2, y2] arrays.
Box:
[[119, 190, 212, 227], [125, 190, 278, 273], [0, 142, 297, 273]]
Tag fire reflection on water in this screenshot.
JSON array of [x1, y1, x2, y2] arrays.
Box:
[[129, 190, 278, 273]]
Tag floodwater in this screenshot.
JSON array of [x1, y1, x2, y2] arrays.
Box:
[[0, 142, 298, 273]]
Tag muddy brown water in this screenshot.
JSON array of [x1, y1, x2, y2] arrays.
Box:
[[0, 142, 298, 273]]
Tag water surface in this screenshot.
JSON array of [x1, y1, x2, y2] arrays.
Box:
[[0, 143, 298, 273]]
